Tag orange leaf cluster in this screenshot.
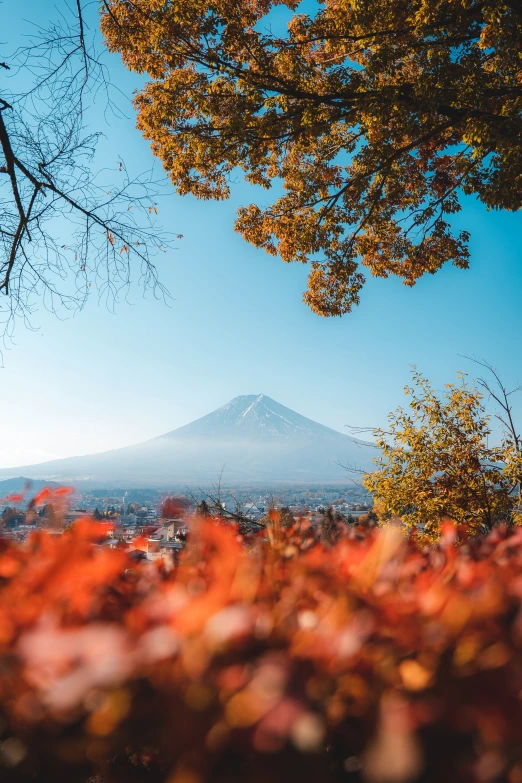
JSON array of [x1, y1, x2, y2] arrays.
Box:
[[1, 514, 522, 782], [101, 0, 522, 315]]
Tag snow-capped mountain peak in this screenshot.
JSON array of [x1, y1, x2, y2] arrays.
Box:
[[168, 394, 339, 440], [0, 394, 376, 485]]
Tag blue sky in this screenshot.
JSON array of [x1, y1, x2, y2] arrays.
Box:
[[0, 1, 521, 468]]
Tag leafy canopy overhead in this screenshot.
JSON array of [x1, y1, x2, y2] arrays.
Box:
[[102, 0, 522, 315]]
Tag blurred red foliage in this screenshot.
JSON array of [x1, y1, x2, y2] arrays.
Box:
[[1, 511, 522, 783], [161, 496, 190, 519]]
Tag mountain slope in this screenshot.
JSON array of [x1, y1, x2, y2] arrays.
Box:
[[0, 395, 377, 486], [163, 394, 362, 440]]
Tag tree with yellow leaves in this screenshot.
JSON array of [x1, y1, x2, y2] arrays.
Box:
[[102, 0, 522, 315], [363, 368, 522, 541]]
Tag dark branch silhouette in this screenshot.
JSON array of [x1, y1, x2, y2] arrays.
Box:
[[0, 1, 174, 345]]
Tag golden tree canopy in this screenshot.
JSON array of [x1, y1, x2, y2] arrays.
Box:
[[363, 369, 519, 541], [102, 0, 522, 314]]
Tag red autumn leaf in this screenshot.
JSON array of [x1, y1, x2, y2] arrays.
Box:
[[32, 488, 52, 505]]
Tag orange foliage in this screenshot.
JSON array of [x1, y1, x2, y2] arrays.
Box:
[[101, 0, 522, 316], [1, 512, 522, 782]]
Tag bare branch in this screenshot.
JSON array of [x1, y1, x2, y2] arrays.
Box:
[[0, 1, 176, 347]]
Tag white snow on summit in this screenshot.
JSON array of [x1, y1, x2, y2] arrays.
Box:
[[167, 393, 350, 440]]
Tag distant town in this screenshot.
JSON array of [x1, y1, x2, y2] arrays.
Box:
[[0, 482, 373, 560]]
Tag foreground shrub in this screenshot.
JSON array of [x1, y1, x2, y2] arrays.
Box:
[[1, 516, 522, 782]]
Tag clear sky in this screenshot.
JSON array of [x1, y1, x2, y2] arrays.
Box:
[[0, 1, 521, 469]]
